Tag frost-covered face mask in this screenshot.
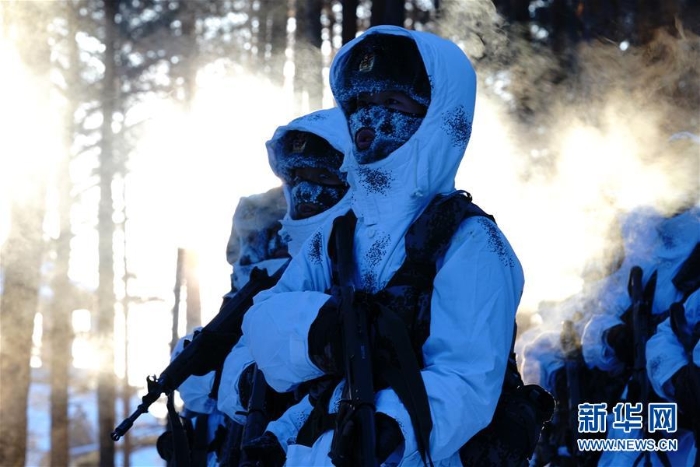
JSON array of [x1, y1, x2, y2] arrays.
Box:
[[289, 166, 347, 220], [275, 130, 348, 220], [348, 93, 426, 164], [335, 34, 430, 164]]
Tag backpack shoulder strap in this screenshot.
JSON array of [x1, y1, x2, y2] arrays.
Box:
[[404, 190, 495, 265]]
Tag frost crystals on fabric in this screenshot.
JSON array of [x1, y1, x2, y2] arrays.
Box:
[[660, 230, 676, 250], [348, 106, 423, 164], [362, 233, 391, 291], [290, 180, 346, 218], [478, 217, 514, 268], [441, 105, 473, 148], [357, 166, 393, 196], [304, 112, 327, 122], [308, 231, 324, 265]]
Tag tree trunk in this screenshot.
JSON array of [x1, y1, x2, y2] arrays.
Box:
[[97, 1, 118, 465], [294, 0, 324, 112], [49, 158, 74, 467], [0, 192, 46, 467], [342, 0, 358, 44], [48, 3, 80, 465], [170, 248, 185, 353], [119, 184, 133, 467], [185, 250, 201, 333], [256, 0, 288, 87], [370, 0, 405, 27], [0, 3, 51, 465]]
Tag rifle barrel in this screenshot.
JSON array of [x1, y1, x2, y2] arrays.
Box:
[[110, 260, 291, 442]]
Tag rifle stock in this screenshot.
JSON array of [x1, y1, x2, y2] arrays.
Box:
[[111, 260, 290, 441]]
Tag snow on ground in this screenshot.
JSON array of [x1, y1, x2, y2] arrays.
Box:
[[27, 368, 166, 467]]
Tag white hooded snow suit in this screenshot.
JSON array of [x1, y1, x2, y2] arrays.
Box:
[[217, 107, 353, 436], [583, 206, 700, 467], [242, 26, 524, 466]]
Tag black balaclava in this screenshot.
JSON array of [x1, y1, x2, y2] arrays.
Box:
[[336, 33, 431, 164], [276, 130, 349, 220]]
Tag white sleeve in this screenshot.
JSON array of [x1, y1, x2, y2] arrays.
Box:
[[176, 374, 217, 414], [581, 314, 625, 373], [646, 317, 689, 400], [647, 290, 700, 399], [172, 329, 217, 414], [266, 395, 314, 451], [686, 291, 700, 366], [217, 335, 255, 423], [242, 243, 334, 393], [376, 216, 524, 461], [520, 330, 565, 390]]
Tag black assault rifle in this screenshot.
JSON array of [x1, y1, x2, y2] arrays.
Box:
[[111, 260, 290, 441], [627, 266, 665, 467], [628, 266, 656, 406], [328, 212, 377, 467], [560, 319, 582, 464]]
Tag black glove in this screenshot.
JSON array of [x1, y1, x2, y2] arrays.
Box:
[[241, 431, 286, 467], [330, 409, 404, 466], [375, 412, 404, 464], [156, 430, 173, 461], [671, 364, 700, 420], [605, 324, 633, 366], [308, 293, 344, 375], [237, 363, 257, 409]]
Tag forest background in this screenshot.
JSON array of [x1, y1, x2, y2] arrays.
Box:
[[0, 0, 698, 466]]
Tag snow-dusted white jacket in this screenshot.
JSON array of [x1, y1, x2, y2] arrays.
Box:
[[242, 26, 524, 466], [217, 107, 353, 427], [581, 207, 667, 373], [598, 206, 700, 467], [175, 189, 287, 416], [645, 206, 700, 399]]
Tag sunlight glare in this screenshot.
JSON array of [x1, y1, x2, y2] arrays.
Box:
[[126, 68, 290, 333], [0, 38, 57, 248], [458, 95, 696, 315]]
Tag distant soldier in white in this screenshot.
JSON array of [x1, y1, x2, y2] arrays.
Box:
[[519, 213, 633, 466], [522, 132, 700, 466], [645, 222, 700, 467], [225, 187, 290, 295], [158, 187, 289, 466], [216, 107, 353, 465], [579, 134, 700, 467], [241, 26, 553, 466], [644, 133, 700, 467]]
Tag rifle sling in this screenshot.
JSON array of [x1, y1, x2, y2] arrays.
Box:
[[374, 303, 433, 465], [167, 392, 192, 467], [191, 413, 210, 466]]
